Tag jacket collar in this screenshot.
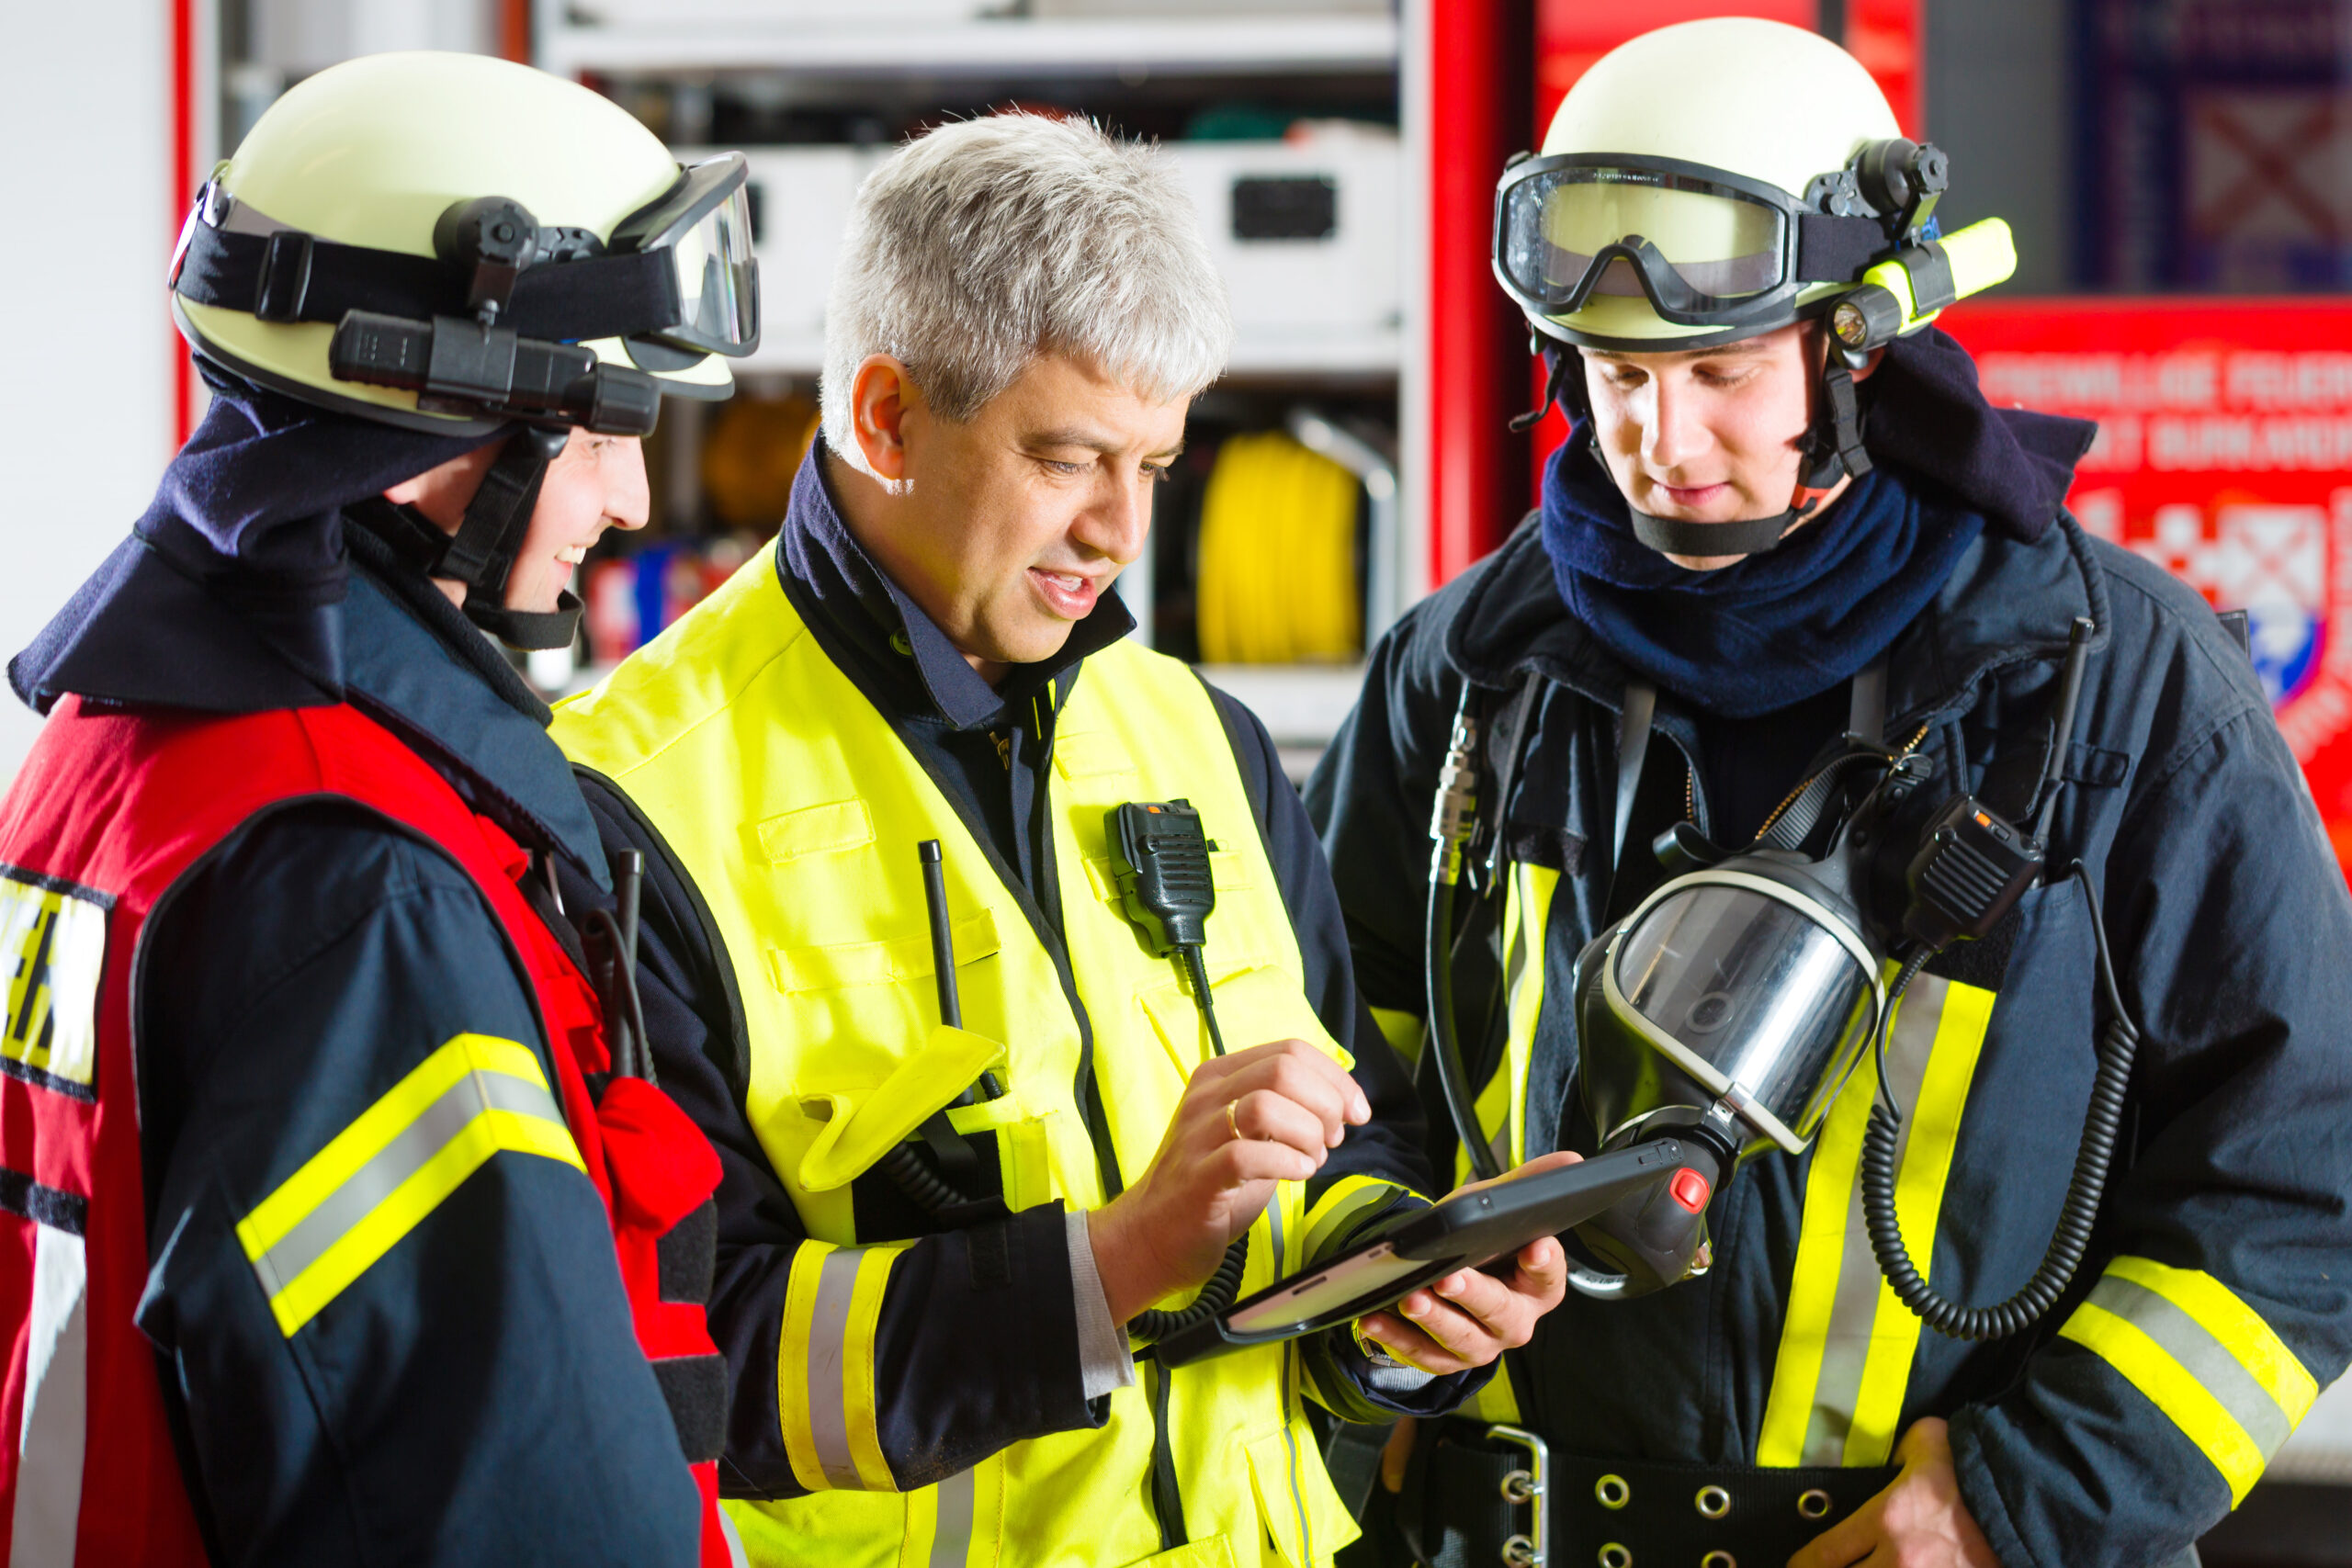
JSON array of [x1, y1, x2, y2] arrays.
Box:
[[1447, 500, 2110, 737], [340, 529, 610, 892], [774, 440, 1135, 734]]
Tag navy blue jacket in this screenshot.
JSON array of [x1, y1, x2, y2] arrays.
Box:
[[560, 446, 1478, 1503], [34, 524, 701, 1565], [1308, 504, 2352, 1566]]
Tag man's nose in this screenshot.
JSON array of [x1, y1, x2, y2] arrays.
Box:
[[1642, 376, 1709, 472], [1078, 470, 1153, 565]]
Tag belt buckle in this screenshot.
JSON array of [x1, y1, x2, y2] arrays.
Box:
[[1485, 1423, 1548, 1568]]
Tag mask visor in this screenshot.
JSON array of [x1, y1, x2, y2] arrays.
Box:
[[613, 153, 761, 358], [1498, 158, 1792, 325], [1604, 874, 1880, 1153]]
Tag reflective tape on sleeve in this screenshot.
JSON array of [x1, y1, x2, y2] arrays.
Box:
[[2060, 1257, 2319, 1506], [781, 1240, 910, 1494], [235, 1032, 584, 1337]]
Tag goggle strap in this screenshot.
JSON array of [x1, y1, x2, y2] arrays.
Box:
[[176, 219, 684, 344], [1794, 213, 1896, 286]]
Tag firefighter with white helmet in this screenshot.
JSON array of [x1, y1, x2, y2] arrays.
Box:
[[0, 52, 758, 1563], [1310, 17, 2352, 1568]]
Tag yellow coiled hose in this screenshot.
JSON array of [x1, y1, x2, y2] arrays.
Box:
[[1195, 431, 1362, 663]]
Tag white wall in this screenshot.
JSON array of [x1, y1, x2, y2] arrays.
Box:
[[0, 1, 173, 781]]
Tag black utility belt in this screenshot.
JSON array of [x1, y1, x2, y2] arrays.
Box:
[[1397, 1417, 1895, 1568]]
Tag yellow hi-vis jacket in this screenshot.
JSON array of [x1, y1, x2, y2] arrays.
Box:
[[554, 543, 1395, 1568]]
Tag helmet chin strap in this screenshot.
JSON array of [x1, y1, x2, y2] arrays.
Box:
[[1621, 350, 1875, 561], [364, 426, 584, 651]]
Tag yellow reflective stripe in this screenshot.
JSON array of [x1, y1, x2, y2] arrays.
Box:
[[1758, 976, 1995, 1468], [1368, 1006, 1425, 1067], [1501, 863, 1560, 1173], [777, 1242, 837, 1494], [2107, 1257, 2320, 1426], [843, 1245, 901, 1491], [1844, 979, 1995, 1465], [235, 1033, 582, 1337], [1302, 1175, 1403, 1265], [1451, 861, 1561, 1186], [2060, 1257, 2317, 1506], [1758, 1019, 1875, 1467], [2062, 1302, 2271, 1505]]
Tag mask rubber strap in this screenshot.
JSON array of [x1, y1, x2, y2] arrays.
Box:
[[1611, 681, 1657, 894]]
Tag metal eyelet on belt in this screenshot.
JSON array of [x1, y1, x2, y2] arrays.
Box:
[[1701, 1552, 1736, 1568], [1695, 1484, 1731, 1519], [1597, 1545, 1632, 1568], [1797, 1488, 1833, 1520], [1594, 1473, 1630, 1510], [1503, 1535, 1538, 1568], [1502, 1469, 1540, 1505]]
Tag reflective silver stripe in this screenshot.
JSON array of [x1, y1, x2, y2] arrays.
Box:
[[718, 1504, 752, 1568], [248, 1067, 566, 1298], [10, 1223, 86, 1568], [2085, 1275, 2297, 1461], [1796, 975, 1942, 1466], [805, 1247, 865, 1489], [928, 1465, 976, 1568]]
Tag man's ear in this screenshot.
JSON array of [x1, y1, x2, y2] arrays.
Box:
[[851, 355, 919, 491]]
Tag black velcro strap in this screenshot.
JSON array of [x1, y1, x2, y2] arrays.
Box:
[[506, 248, 682, 344], [0, 1168, 86, 1235], [657, 1199, 718, 1305], [650, 1353, 729, 1465], [1795, 212, 1894, 284], [179, 221, 460, 326], [178, 220, 684, 343]]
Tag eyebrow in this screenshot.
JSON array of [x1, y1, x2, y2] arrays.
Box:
[[1022, 426, 1186, 461], [1585, 341, 1773, 367]]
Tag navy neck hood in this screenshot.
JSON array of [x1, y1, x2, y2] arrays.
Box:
[[11, 372, 499, 716], [1536, 327, 2096, 719]]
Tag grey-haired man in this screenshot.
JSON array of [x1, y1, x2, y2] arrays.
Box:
[[550, 113, 1566, 1567]]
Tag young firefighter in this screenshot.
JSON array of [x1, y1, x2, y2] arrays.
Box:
[[1309, 19, 2352, 1568], [0, 54, 764, 1564], [550, 113, 1569, 1567]]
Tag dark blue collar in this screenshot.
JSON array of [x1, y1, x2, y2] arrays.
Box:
[[338, 536, 609, 892], [774, 441, 1134, 732]]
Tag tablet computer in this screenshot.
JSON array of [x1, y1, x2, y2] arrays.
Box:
[[1153, 1137, 1706, 1368]]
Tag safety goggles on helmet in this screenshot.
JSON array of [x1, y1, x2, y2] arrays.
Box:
[[1492, 152, 1894, 338], [605, 154, 761, 363], [171, 152, 761, 431]]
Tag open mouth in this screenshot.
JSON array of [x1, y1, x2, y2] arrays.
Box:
[[1029, 567, 1101, 619]]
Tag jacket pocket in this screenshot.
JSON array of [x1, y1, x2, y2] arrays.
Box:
[[795, 1023, 1010, 1192], [1121, 1534, 1239, 1568], [1137, 964, 1353, 1082]]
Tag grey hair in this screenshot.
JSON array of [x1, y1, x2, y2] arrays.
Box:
[[821, 113, 1233, 473]]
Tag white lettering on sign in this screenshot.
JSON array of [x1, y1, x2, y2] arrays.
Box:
[[0, 873, 108, 1094]]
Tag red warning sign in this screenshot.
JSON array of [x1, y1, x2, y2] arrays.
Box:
[[1941, 299, 2352, 873]]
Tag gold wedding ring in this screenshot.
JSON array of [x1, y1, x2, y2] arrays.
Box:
[[1227, 1100, 1243, 1142]]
